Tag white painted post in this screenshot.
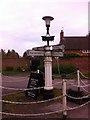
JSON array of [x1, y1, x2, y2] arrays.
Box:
[[62, 78, 67, 119], [44, 56, 53, 90], [43, 46, 54, 99], [77, 69, 80, 92], [37, 69, 40, 74]]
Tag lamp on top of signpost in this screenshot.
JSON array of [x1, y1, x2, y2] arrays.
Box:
[[42, 16, 55, 46]]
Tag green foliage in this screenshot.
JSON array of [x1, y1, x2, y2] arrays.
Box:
[[53, 64, 77, 75], [52, 65, 59, 75], [60, 64, 77, 74], [6, 66, 14, 71], [16, 66, 25, 72], [64, 53, 80, 58], [2, 68, 26, 76], [37, 57, 44, 72]]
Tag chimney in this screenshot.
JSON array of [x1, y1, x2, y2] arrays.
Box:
[[60, 29, 64, 44]]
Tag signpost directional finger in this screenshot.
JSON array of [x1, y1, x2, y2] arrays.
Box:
[[26, 50, 44, 57], [52, 51, 63, 57], [26, 50, 64, 57]]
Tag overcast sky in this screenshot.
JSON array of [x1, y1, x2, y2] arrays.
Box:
[[0, 0, 89, 56]]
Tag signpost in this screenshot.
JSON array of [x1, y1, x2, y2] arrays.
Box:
[[32, 45, 65, 51], [26, 45, 64, 57], [26, 16, 65, 100], [26, 45, 64, 99]]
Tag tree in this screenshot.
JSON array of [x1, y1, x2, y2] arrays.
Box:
[[7, 49, 20, 58], [1, 49, 7, 59]]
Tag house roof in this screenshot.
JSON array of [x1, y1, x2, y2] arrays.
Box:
[[63, 36, 90, 50]]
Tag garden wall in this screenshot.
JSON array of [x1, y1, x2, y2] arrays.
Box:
[[53, 57, 90, 74], [1, 57, 90, 74], [2, 58, 30, 70]]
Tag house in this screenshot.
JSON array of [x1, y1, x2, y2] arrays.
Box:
[[59, 30, 90, 56]]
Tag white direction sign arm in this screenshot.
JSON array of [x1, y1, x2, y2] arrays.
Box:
[[26, 50, 44, 57], [52, 45, 65, 51], [52, 51, 64, 57]]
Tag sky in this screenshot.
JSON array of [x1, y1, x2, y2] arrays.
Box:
[[0, 0, 89, 56]]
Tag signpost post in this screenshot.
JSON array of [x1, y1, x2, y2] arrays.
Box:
[[26, 16, 65, 100]]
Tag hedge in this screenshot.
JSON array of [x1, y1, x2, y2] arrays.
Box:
[[52, 64, 77, 75]]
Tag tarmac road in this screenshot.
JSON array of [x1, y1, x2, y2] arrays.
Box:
[[1, 75, 90, 119]]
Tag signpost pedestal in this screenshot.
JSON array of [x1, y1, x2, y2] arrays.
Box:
[[43, 46, 54, 100]]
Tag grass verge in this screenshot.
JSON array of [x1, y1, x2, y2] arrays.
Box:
[[2, 89, 62, 113]]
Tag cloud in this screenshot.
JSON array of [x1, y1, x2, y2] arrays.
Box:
[[0, 0, 88, 56]]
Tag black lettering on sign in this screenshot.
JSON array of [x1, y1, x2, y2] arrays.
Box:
[[26, 73, 44, 100]]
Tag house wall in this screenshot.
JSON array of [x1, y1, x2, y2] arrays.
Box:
[[65, 50, 89, 56], [64, 50, 81, 54]]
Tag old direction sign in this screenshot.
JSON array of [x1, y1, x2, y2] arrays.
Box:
[[52, 45, 65, 51], [52, 51, 63, 57], [32, 45, 65, 52], [26, 50, 64, 57], [33, 46, 45, 51], [26, 50, 44, 56]]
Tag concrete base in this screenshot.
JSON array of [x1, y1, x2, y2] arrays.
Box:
[[62, 115, 67, 120], [43, 89, 54, 100]]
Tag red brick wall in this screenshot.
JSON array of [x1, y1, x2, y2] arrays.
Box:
[[1, 57, 90, 74], [53, 57, 90, 74], [2, 58, 30, 70]]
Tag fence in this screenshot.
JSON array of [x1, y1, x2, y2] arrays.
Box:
[[0, 70, 90, 119]]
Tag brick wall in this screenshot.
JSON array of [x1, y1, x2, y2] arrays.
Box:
[[2, 58, 30, 70], [1, 57, 90, 74], [53, 57, 90, 74]]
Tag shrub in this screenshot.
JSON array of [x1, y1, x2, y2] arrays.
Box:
[[53, 64, 77, 75], [16, 67, 25, 72], [59, 64, 77, 74], [6, 66, 14, 71], [64, 53, 80, 58], [52, 65, 59, 74]]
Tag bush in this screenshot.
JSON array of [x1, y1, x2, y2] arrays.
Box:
[[6, 66, 14, 71], [53, 64, 77, 75], [59, 64, 77, 74], [52, 65, 59, 74], [16, 67, 25, 72], [64, 53, 80, 58]]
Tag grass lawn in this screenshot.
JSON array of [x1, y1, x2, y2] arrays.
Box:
[[2, 89, 62, 113], [2, 70, 29, 76]]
